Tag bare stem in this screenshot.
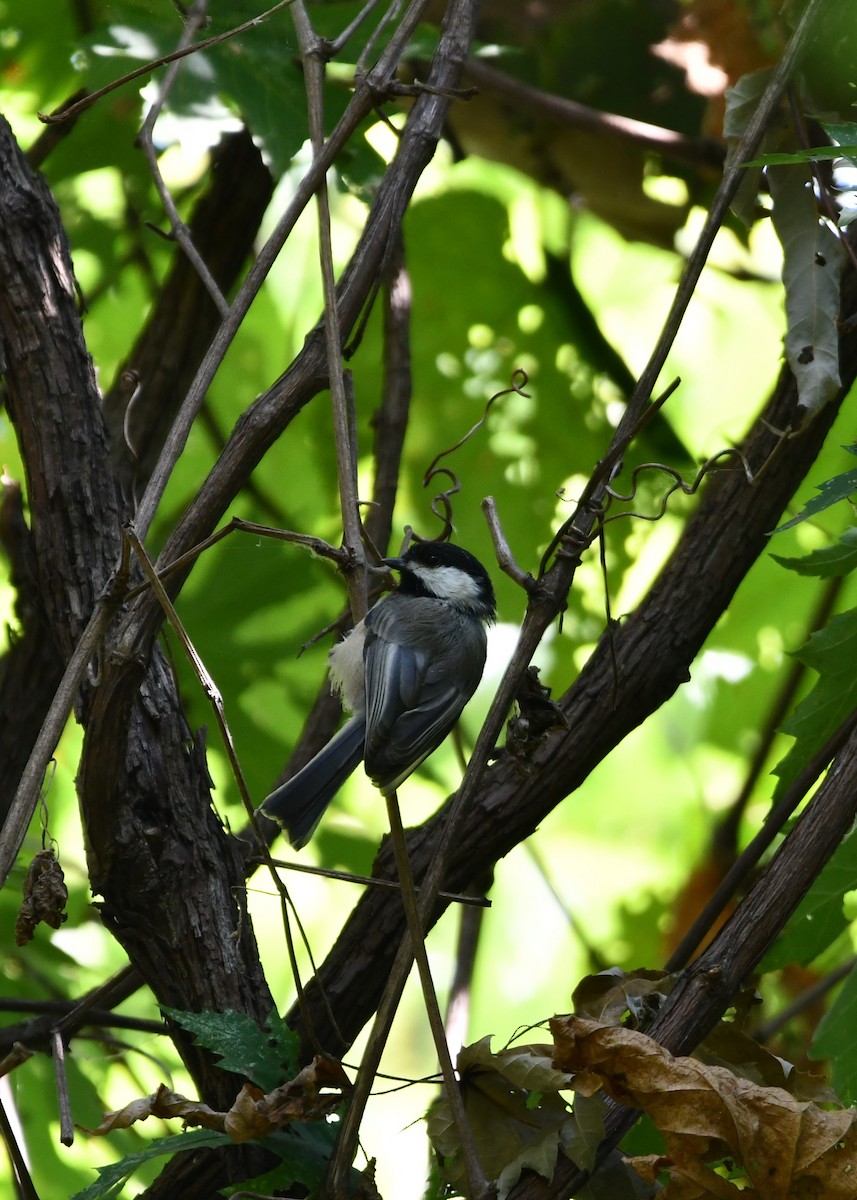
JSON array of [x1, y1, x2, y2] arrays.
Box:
[[384, 789, 490, 1199]]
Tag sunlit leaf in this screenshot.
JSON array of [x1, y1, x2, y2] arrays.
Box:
[[772, 526, 857, 576]]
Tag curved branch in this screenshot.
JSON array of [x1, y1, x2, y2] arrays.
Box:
[[287, 287, 857, 1058]]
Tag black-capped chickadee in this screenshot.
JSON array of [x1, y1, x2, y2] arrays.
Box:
[[260, 541, 496, 848]]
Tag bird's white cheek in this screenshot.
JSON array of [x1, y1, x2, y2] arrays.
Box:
[[329, 625, 366, 713]]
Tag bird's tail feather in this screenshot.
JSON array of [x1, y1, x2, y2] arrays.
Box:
[[260, 718, 365, 848]]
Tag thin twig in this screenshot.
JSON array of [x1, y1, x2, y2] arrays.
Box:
[[384, 790, 489, 1200], [291, 0, 368, 622], [51, 1028, 74, 1147], [355, 0, 404, 78], [482, 496, 536, 592], [753, 955, 857, 1043], [444, 876, 491, 1059], [325, 4, 488, 1187], [328, 0, 385, 57], [136, 0, 229, 318], [615, 0, 823, 456], [365, 231, 411, 555], [0, 998, 164, 1037], [131, 87, 373, 540], [462, 57, 725, 170], [0, 1092, 39, 1200], [262, 856, 491, 905], [123, 515, 345, 602]]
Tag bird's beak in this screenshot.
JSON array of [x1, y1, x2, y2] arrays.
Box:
[[381, 556, 406, 571]]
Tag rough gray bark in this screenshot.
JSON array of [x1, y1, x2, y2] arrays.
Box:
[[0, 115, 273, 1110]]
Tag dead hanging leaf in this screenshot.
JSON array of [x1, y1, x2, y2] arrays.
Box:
[[87, 1084, 228, 1135], [552, 1015, 857, 1199], [15, 848, 68, 945], [769, 164, 846, 420], [87, 1055, 349, 1144], [427, 1035, 576, 1200]]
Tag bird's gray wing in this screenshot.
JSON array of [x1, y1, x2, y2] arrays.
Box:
[[362, 598, 473, 791]]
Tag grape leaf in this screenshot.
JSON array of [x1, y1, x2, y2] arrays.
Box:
[[771, 526, 857, 576], [162, 1007, 299, 1092], [775, 448, 857, 531], [770, 605, 857, 801], [810, 963, 857, 1103], [70, 1129, 228, 1200]]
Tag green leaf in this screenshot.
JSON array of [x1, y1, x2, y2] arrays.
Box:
[[761, 831, 857, 969], [775, 454, 857, 532], [70, 1129, 229, 1200], [771, 526, 857, 576], [744, 145, 857, 167], [256, 1122, 345, 1196], [564, 1092, 605, 1173], [162, 1007, 299, 1092], [723, 68, 772, 226], [427, 1035, 573, 1200], [770, 605, 857, 802], [821, 120, 857, 169], [810, 963, 857, 1102], [768, 164, 845, 417]]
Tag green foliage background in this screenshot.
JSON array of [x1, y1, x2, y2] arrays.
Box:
[[3, 1, 857, 1196]]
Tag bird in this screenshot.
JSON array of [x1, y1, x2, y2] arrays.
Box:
[[260, 541, 496, 848]]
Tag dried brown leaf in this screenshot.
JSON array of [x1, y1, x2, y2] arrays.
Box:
[[15, 849, 68, 945], [88, 1055, 349, 1144], [89, 1084, 226, 1135], [553, 1016, 857, 1199], [572, 968, 675, 1026]]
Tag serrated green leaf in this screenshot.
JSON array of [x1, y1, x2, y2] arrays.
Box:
[[768, 164, 845, 417], [810, 962, 857, 1102], [162, 1007, 298, 1091], [761, 831, 857, 970], [770, 605, 857, 802], [744, 146, 857, 167], [775, 462, 857, 531], [70, 1129, 229, 1200], [771, 526, 857, 576]]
